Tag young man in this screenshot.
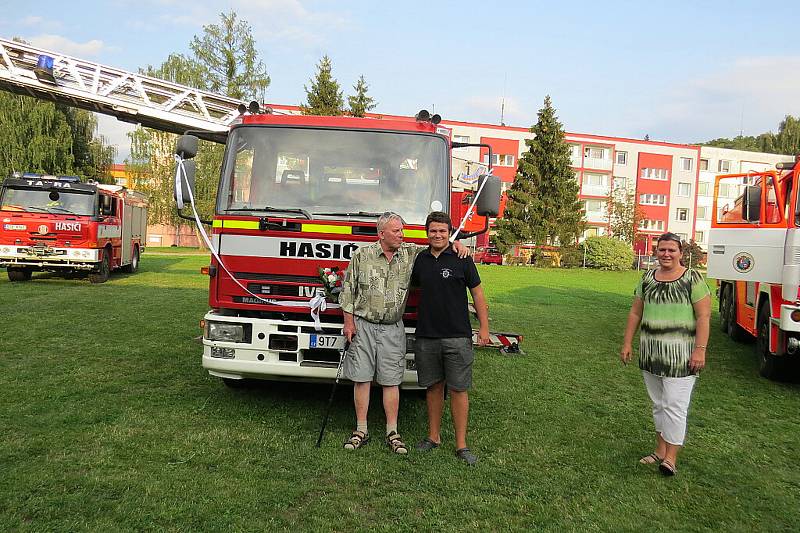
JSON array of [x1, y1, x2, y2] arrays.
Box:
[[338, 211, 468, 455], [411, 211, 490, 465]]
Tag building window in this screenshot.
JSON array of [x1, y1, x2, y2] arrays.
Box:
[[638, 219, 665, 231], [695, 230, 705, 243], [676, 233, 688, 241], [584, 146, 606, 159], [676, 208, 689, 221], [680, 157, 693, 171], [700, 159, 709, 171], [719, 159, 732, 172], [639, 193, 667, 206], [583, 173, 608, 187], [583, 199, 605, 214], [613, 176, 626, 190], [616, 151, 627, 165], [697, 182, 710, 196], [719, 183, 732, 197], [678, 182, 691, 197], [482, 153, 515, 167], [697, 206, 709, 220], [453, 135, 470, 149], [641, 167, 669, 180], [570, 144, 581, 158]]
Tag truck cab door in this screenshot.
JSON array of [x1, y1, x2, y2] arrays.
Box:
[[708, 171, 786, 283]]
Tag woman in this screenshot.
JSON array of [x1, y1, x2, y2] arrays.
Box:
[[620, 233, 711, 476]]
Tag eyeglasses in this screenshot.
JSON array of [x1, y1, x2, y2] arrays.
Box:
[[657, 232, 683, 245]]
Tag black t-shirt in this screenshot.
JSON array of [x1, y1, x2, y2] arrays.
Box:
[[411, 245, 481, 338]]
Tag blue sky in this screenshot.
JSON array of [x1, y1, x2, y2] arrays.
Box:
[[3, 1, 799, 161]]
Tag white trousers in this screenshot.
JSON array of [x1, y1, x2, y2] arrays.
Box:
[[641, 371, 697, 446]]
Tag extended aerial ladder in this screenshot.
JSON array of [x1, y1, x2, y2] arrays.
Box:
[[0, 37, 244, 139]]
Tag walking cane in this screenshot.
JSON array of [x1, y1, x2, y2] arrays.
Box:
[[315, 340, 350, 447]]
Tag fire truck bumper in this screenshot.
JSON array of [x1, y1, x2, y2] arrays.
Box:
[[0, 246, 100, 270], [201, 311, 421, 389]]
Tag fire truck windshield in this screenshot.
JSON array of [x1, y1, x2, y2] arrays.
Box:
[[0, 187, 95, 216], [219, 126, 449, 225]]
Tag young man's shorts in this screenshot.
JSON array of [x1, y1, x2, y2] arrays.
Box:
[[414, 337, 474, 391], [342, 316, 406, 386]]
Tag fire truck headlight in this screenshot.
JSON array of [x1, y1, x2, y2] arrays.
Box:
[[207, 322, 247, 343]]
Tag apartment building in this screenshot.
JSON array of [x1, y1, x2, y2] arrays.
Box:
[[262, 104, 794, 253]]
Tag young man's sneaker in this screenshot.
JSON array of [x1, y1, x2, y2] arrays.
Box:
[[415, 437, 440, 452], [455, 447, 478, 465]]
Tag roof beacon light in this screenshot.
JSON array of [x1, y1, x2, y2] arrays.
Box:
[[248, 101, 260, 114], [34, 54, 56, 84], [431, 114, 441, 125], [415, 109, 431, 122], [237, 103, 247, 115]]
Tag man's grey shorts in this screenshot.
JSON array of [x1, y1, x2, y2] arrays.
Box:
[[343, 316, 406, 386], [414, 337, 474, 391]]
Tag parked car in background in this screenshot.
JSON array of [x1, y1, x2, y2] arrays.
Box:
[[474, 247, 503, 265]]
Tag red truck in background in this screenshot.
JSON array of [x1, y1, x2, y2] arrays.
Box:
[[0, 173, 148, 283]]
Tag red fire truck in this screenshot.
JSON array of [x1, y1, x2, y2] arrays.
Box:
[[174, 109, 501, 388], [708, 156, 800, 380], [0, 174, 148, 283]]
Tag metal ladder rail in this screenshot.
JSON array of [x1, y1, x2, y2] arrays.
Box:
[[0, 37, 244, 135]]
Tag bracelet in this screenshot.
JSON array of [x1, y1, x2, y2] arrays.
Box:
[[695, 345, 706, 349]]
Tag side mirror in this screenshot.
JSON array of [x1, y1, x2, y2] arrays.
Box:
[[743, 185, 761, 222], [476, 174, 502, 217], [175, 135, 198, 159], [174, 159, 197, 207]]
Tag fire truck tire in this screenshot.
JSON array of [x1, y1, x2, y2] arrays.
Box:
[[122, 246, 139, 273], [757, 306, 788, 381], [88, 251, 111, 284], [721, 285, 749, 342], [7, 267, 32, 282]]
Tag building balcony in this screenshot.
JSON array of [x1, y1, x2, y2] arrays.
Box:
[[584, 211, 607, 223], [570, 154, 582, 167], [582, 185, 611, 197], [583, 157, 613, 171]]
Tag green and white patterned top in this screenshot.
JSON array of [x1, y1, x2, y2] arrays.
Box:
[[634, 269, 711, 378], [339, 241, 422, 324]]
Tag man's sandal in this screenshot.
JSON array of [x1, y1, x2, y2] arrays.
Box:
[[343, 430, 369, 450], [659, 459, 677, 476], [639, 453, 663, 465], [385, 431, 408, 455]]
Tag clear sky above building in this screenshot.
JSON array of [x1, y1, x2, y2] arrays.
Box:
[[2, 0, 799, 161]]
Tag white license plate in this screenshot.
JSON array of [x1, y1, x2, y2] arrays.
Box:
[[309, 334, 342, 349]]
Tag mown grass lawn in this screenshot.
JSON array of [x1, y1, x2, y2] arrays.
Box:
[[1, 256, 798, 531]]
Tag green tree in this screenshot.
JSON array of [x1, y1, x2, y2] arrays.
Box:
[[190, 11, 270, 101], [301, 55, 344, 116], [0, 92, 114, 181], [495, 96, 583, 255], [606, 188, 646, 244], [129, 13, 269, 229], [348, 75, 376, 117]]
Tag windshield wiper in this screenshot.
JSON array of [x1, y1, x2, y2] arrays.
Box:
[[224, 206, 311, 219], [25, 206, 50, 213], [46, 206, 78, 215], [314, 211, 384, 218]]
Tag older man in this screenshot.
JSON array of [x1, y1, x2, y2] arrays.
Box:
[[338, 211, 465, 454]]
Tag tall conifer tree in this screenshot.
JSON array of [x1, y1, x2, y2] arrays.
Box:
[[348, 75, 376, 117], [495, 96, 584, 253], [301, 56, 344, 116]]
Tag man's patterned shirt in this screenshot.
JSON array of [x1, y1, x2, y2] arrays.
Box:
[[339, 241, 422, 324]]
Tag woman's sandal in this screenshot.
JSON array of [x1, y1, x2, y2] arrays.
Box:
[[343, 430, 369, 450], [639, 452, 663, 465], [385, 431, 408, 455], [659, 459, 677, 476]]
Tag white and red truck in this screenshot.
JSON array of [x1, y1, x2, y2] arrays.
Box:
[[173, 109, 503, 388], [0, 173, 147, 283], [708, 156, 800, 380]]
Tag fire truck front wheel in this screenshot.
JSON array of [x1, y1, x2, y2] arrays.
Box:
[[757, 306, 789, 381], [7, 267, 32, 282], [88, 251, 111, 284]]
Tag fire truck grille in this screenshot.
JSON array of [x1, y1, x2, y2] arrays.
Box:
[[234, 272, 319, 284], [246, 283, 321, 297]]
